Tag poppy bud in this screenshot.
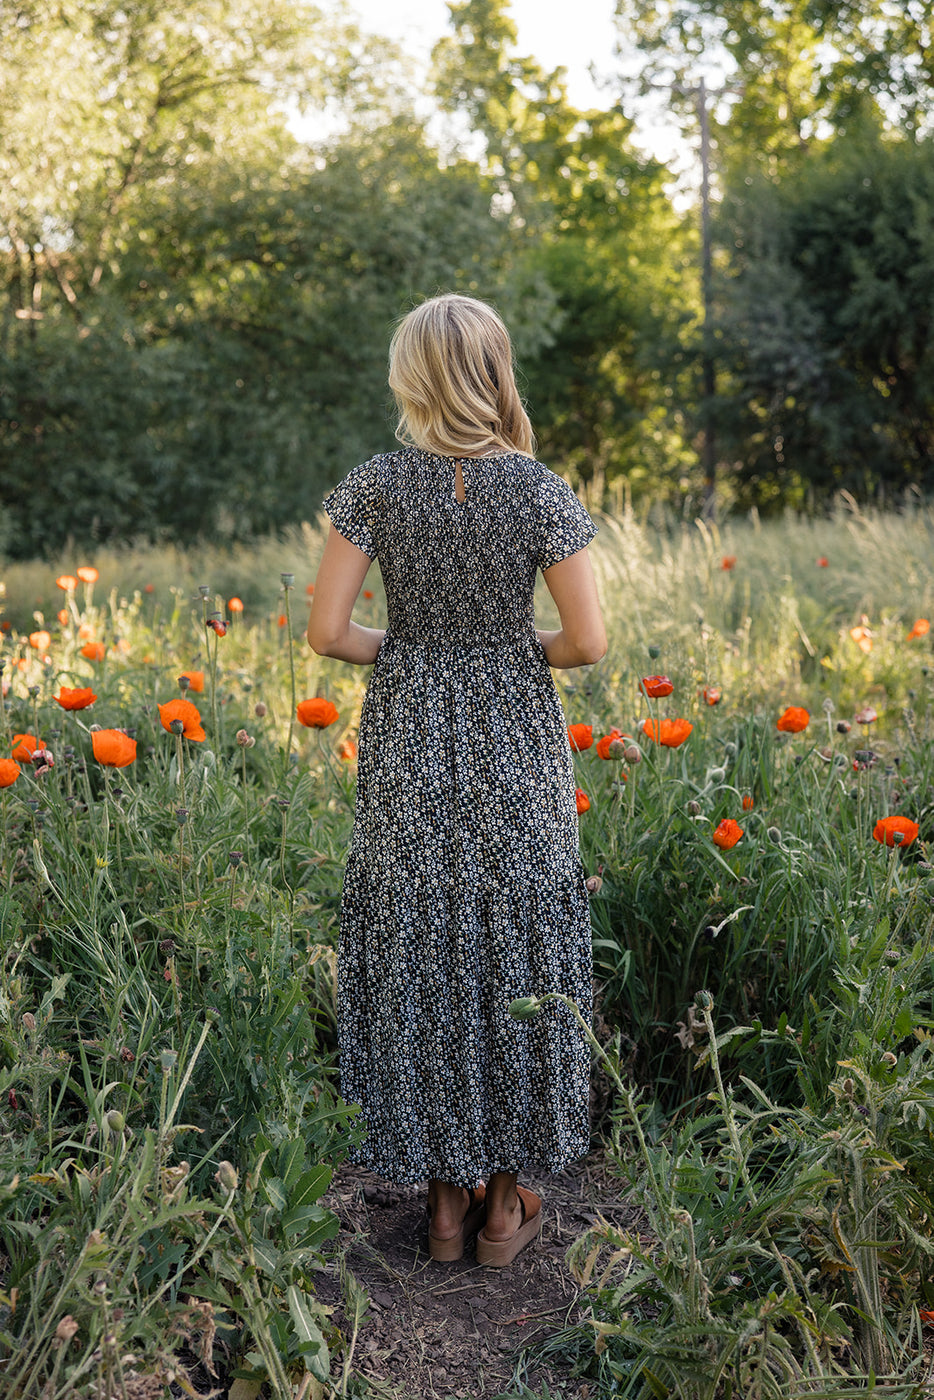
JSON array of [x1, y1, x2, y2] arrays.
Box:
[[255, 702, 267, 717], [695, 989, 714, 1010], [236, 729, 255, 748], [55, 1316, 79, 1346], [707, 766, 725, 782], [214, 1160, 239, 1193], [229, 850, 244, 868], [837, 720, 851, 734], [841, 1077, 854, 1096], [175, 807, 189, 825], [687, 801, 701, 816], [607, 739, 627, 758], [509, 996, 543, 1021], [767, 826, 781, 843], [822, 698, 835, 714], [881, 1051, 897, 1067], [855, 706, 878, 725], [22, 1012, 36, 1032], [623, 744, 642, 765], [585, 875, 603, 895], [106, 1109, 125, 1132]]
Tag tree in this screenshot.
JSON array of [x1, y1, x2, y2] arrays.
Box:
[[714, 125, 934, 504], [433, 0, 697, 497]]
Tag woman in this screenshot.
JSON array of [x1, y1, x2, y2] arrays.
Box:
[[308, 294, 605, 1267]]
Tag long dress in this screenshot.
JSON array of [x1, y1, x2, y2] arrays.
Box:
[[323, 446, 598, 1186]]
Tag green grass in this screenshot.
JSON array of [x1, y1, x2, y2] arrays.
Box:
[[1, 499, 933, 1397]]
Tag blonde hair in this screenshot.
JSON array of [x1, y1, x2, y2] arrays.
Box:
[[388, 294, 535, 457]]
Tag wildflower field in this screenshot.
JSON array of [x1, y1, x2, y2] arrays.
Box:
[[2, 498, 934, 1399]]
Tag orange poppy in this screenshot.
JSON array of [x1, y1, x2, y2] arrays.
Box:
[[742, 795, 755, 811], [57, 609, 69, 626], [720, 555, 737, 570], [56, 575, 77, 591], [144, 583, 155, 594], [158, 699, 206, 742], [338, 738, 358, 761], [642, 718, 693, 747], [777, 706, 809, 733], [179, 670, 205, 692], [77, 566, 99, 584], [81, 641, 106, 662], [54, 686, 97, 711], [702, 686, 722, 706], [713, 818, 744, 850], [873, 815, 919, 849], [908, 618, 930, 641], [596, 728, 627, 760], [575, 788, 591, 814], [11, 734, 42, 761], [207, 618, 228, 636], [641, 675, 673, 698], [297, 697, 339, 728], [91, 729, 137, 768], [849, 624, 873, 654], [0, 759, 21, 788], [567, 723, 594, 752], [277, 615, 287, 628], [817, 556, 829, 568], [228, 597, 244, 613], [29, 630, 51, 651], [306, 583, 315, 596]]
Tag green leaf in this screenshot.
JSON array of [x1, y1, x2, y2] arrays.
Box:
[[288, 1165, 332, 1210], [286, 1285, 329, 1379]]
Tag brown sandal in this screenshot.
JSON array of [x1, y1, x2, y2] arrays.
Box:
[[428, 1184, 487, 1262], [475, 1186, 542, 1267]]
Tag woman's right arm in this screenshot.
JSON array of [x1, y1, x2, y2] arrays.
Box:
[[537, 548, 606, 668], [307, 525, 385, 664]]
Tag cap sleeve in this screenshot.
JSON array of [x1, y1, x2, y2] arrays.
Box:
[[536, 471, 598, 571], [322, 458, 383, 559]]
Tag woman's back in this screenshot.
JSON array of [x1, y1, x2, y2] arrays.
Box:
[[324, 448, 594, 649]]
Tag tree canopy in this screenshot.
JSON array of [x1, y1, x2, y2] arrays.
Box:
[[2, 0, 934, 555]]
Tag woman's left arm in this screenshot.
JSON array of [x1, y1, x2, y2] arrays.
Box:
[[307, 525, 385, 663]]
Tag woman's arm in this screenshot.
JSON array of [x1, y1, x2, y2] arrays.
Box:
[[307, 525, 386, 663], [537, 548, 606, 669]]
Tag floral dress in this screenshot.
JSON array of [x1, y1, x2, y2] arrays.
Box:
[[323, 447, 597, 1186]]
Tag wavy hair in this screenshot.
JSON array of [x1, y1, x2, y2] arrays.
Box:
[[388, 294, 535, 457]]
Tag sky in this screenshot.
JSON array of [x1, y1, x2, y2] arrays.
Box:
[[346, 0, 621, 110]]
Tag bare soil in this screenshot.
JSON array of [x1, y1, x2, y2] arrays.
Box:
[[316, 1152, 641, 1400]]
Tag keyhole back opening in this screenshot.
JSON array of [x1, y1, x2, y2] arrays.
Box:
[[454, 459, 467, 504]]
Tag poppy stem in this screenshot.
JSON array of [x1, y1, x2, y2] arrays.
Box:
[[209, 626, 220, 746], [283, 580, 296, 775], [175, 732, 187, 811]]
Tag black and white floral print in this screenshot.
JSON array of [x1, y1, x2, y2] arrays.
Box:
[[323, 448, 598, 1186]]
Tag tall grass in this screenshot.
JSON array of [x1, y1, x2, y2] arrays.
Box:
[[1, 497, 933, 1397]]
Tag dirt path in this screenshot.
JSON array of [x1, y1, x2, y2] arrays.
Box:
[[318, 1153, 641, 1399]]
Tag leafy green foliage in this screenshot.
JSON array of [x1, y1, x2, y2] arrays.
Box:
[[716, 127, 934, 505]]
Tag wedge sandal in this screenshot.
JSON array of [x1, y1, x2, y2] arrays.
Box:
[[475, 1186, 542, 1267]]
